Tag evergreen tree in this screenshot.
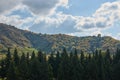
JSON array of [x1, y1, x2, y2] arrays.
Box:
[[97, 51, 105, 80], [29, 58, 42, 80], [31, 51, 35, 60], [48, 53, 55, 78], [18, 53, 30, 80], [71, 49, 83, 80], [58, 48, 70, 80], [30, 57, 53, 80], [112, 48, 120, 80], [26, 52, 30, 65], [7, 62, 18, 80], [55, 51, 61, 78], [80, 50, 85, 65], [113, 48, 120, 64], [5, 48, 11, 69], [0, 59, 6, 80], [38, 50, 45, 63], [104, 49, 112, 80], [13, 48, 19, 66], [112, 61, 120, 80]]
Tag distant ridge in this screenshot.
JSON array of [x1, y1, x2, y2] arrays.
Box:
[[0, 23, 120, 53]]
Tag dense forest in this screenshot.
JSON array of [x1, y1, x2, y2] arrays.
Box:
[[1, 48, 120, 80]]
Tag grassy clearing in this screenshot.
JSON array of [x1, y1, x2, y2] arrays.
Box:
[[0, 47, 38, 60]]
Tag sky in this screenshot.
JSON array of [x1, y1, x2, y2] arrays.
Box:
[[0, 0, 120, 39]]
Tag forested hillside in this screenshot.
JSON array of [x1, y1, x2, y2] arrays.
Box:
[[0, 23, 120, 53]]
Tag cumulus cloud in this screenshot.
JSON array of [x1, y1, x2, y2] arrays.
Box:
[[0, 0, 69, 15], [0, 15, 33, 29], [0, 0, 120, 38], [76, 0, 120, 31], [28, 0, 120, 34], [29, 13, 78, 33], [22, 0, 69, 15], [0, 0, 21, 14]]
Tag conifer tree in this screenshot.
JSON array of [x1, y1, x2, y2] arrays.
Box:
[[13, 48, 19, 66], [0, 59, 6, 80], [71, 49, 83, 80], [48, 53, 55, 78], [7, 62, 17, 80], [18, 53, 29, 80], [38, 50, 45, 63], [104, 49, 112, 80], [97, 51, 105, 80], [55, 51, 61, 78], [80, 50, 85, 65], [5, 48, 11, 69], [31, 51, 35, 60], [58, 48, 70, 80]]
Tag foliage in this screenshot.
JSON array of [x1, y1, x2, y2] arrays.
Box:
[[1, 23, 120, 53], [0, 48, 120, 80]]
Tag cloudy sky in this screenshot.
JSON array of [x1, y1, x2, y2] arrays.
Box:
[[0, 0, 120, 39]]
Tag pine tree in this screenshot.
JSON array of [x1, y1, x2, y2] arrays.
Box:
[[113, 48, 120, 64], [29, 57, 53, 80], [112, 48, 120, 80], [26, 52, 30, 65], [104, 49, 112, 80], [48, 53, 55, 78], [58, 48, 70, 80], [4, 48, 12, 78], [80, 50, 85, 65], [13, 48, 19, 66], [0, 59, 6, 80], [18, 53, 30, 80], [55, 51, 61, 78], [71, 49, 83, 80], [38, 50, 45, 63], [31, 51, 35, 60], [97, 51, 105, 80], [112, 61, 120, 80], [7, 62, 17, 80], [5, 48, 11, 69]]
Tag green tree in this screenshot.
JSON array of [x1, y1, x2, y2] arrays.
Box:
[[7, 62, 18, 80], [48, 53, 55, 78], [31, 51, 35, 60], [18, 53, 30, 80], [58, 48, 70, 80], [97, 51, 105, 80], [70, 49, 83, 80], [5, 48, 11, 69], [0, 59, 6, 80], [13, 48, 19, 66], [38, 50, 45, 63], [54, 51, 61, 78], [104, 49, 112, 80]]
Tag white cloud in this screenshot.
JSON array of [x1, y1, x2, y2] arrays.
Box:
[[0, 0, 69, 16], [0, 0, 22, 14], [0, 0, 119, 38], [57, 0, 69, 8], [115, 33, 120, 40], [22, 0, 69, 15], [76, 0, 120, 31], [29, 13, 78, 33], [29, 0, 120, 34], [0, 15, 33, 29]]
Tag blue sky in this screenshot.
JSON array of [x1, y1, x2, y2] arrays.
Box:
[[0, 0, 120, 39], [57, 0, 115, 16]]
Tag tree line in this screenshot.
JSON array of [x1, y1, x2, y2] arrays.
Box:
[[0, 48, 120, 80]]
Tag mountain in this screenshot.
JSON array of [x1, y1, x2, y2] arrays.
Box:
[[0, 23, 120, 53]]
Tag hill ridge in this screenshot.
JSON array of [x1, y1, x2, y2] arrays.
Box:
[[0, 23, 120, 53]]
